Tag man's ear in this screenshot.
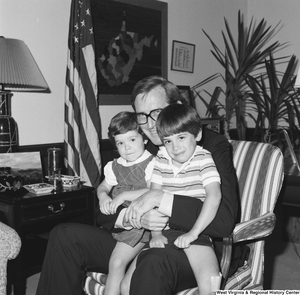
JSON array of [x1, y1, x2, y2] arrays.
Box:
[[196, 130, 202, 141]]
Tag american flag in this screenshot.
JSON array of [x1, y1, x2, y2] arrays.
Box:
[[64, 0, 102, 187]]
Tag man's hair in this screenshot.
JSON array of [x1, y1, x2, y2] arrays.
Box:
[[131, 76, 185, 110], [108, 111, 142, 146], [156, 104, 202, 140]]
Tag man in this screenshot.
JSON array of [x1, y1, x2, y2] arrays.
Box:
[[36, 76, 238, 295]]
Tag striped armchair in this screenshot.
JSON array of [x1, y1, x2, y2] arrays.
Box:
[[84, 140, 284, 294]]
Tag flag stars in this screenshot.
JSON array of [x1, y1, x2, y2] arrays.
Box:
[[81, 19, 86, 27], [89, 28, 93, 34], [75, 23, 79, 30], [86, 8, 91, 15]]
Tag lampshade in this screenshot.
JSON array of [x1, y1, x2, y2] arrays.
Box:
[[0, 37, 50, 153], [0, 37, 50, 92]]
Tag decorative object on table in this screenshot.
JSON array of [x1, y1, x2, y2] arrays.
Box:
[[47, 148, 62, 191], [0, 167, 23, 192], [23, 183, 55, 195], [0, 152, 43, 185], [0, 37, 50, 153], [171, 40, 195, 73], [61, 175, 81, 189]]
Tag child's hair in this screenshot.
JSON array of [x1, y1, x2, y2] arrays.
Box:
[[108, 111, 142, 146], [156, 104, 202, 140]]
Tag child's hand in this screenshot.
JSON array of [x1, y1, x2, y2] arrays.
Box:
[[174, 231, 198, 249], [109, 196, 125, 214], [149, 233, 168, 248], [99, 194, 112, 215]]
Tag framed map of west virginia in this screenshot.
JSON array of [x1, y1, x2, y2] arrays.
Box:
[[91, 0, 168, 105]]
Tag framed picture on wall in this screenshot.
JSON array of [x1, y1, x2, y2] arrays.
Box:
[[201, 117, 224, 134], [91, 0, 168, 105], [177, 85, 195, 107], [171, 40, 195, 73]]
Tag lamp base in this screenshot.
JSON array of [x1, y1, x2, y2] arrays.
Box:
[[0, 116, 18, 153]]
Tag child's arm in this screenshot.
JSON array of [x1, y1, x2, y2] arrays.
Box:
[[97, 179, 114, 215], [110, 177, 154, 214], [112, 175, 154, 206], [174, 182, 222, 248], [109, 187, 149, 214], [148, 182, 168, 247], [150, 182, 162, 190]]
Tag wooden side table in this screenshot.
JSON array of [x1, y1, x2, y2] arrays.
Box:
[[0, 185, 95, 295]]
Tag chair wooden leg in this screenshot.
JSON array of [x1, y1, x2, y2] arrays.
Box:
[[220, 235, 233, 289]]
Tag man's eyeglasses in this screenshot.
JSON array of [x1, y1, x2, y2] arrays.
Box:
[[135, 108, 163, 125]]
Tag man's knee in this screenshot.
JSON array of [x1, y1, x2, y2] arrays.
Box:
[[129, 249, 178, 294], [131, 247, 196, 293], [49, 223, 77, 246], [135, 248, 172, 274]]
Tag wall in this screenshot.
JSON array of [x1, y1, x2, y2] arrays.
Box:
[[1, 0, 299, 144], [247, 0, 300, 62], [0, 0, 70, 145]]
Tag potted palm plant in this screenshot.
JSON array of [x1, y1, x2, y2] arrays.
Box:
[[193, 10, 285, 140], [245, 54, 300, 148]]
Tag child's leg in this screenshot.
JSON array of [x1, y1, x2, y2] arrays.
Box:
[[120, 247, 152, 295], [120, 254, 138, 295], [105, 241, 144, 295], [184, 245, 221, 295]]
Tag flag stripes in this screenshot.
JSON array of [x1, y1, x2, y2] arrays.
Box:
[[64, 0, 102, 187]]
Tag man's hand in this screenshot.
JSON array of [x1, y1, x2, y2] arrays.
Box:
[[141, 209, 169, 231], [124, 189, 164, 228]]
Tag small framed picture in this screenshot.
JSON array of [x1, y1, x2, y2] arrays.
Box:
[[177, 85, 195, 108], [0, 152, 44, 185], [201, 118, 224, 134], [171, 40, 195, 73]]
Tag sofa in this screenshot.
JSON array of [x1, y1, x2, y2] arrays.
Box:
[[0, 221, 21, 295]]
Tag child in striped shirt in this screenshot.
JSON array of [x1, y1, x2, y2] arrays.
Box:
[[150, 103, 222, 295]]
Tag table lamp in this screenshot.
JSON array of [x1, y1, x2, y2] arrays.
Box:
[[0, 36, 50, 153]]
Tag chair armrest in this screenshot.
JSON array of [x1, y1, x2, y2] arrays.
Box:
[[233, 212, 276, 243], [220, 212, 276, 287], [0, 222, 21, 260]]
